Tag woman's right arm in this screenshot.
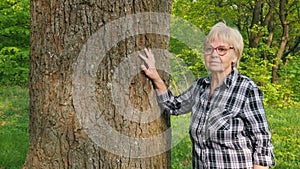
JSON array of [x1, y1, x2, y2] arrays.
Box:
[[139, 48, 196, 115]]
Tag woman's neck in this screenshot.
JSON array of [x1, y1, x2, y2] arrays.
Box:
[[211, 73, 225, 90], [209, 69, 232, 96]]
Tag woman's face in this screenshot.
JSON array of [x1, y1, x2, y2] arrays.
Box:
[[204, 39, 237, 75]]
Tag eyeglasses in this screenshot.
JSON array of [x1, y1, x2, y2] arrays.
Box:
[[204, 46, 234, 56]]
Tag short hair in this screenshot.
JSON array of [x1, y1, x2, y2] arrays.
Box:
[[204, 22, 244, 67]]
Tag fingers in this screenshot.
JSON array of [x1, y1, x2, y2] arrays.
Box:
[[138, 48, 156, 69], [144, 48, 151, 57], [138, 53, 147, 62], [139, 53, 151, 69], [141, 64, 152, 77], [141, 64, 147, 71], [144, 48, 154, 61], [138, 48, 154, 59]]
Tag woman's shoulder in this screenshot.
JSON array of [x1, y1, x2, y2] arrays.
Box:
[[183, 76, 210, 93], [195, 76, 210, 86], [235, 73, 264, 98], [236, 73, 259, 89]]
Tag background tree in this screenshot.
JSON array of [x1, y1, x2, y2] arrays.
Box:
[[24, 0, 172, 168]]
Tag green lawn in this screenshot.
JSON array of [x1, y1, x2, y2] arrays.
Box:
[[0, 86, 29, 169], [0, 87, 299, 169]]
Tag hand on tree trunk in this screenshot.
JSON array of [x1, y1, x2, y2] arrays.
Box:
[[139, 48, 168, 94]]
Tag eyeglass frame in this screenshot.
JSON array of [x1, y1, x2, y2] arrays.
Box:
[[203, 45, 235, 56]]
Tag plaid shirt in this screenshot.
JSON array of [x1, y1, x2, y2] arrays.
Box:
[[157, 67, 276, 169]]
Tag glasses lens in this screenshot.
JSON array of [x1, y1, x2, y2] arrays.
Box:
[[204, 46, 233, 56], [204, 46, 213, 54], [216, 47, 228, 56]]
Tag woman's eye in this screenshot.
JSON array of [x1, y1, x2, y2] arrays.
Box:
[[205, 47, 212, 51], [218, 47, 227, 52]]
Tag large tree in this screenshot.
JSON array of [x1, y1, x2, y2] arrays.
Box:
[[24, 0, 172, 168]]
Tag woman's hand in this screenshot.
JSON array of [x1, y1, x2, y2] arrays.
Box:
[[139, 48, 159, 80], [139, 48, 167, 94]]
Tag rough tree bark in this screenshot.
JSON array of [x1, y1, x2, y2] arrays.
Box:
[[24, 0, 172, 168]]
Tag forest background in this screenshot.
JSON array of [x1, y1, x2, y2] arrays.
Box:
[[0, 0, 299, 168]]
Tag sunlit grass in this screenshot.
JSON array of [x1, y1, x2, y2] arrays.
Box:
[[267, 108, 300, 168]]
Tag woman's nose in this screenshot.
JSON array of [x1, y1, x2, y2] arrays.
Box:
[[211, 49, 219, 57]]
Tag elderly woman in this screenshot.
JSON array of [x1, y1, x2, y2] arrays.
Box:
[[139, 22, 275, 169]]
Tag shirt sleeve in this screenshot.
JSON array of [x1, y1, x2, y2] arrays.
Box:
[[156, 79, 200, 116], [243, 86, 276, 167]]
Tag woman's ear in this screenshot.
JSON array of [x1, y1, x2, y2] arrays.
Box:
[[232, 56, 238, 67], [232, 53, 238, 62], [232, 62, 236, 67]]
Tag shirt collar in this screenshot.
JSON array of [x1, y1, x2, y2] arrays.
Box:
[[203, 67, 238, 88], [224, 67, 238, 88]]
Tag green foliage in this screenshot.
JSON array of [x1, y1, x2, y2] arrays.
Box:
[[239, 47, 273, 86], [0, 47, 29, 86], [169, 38, 206, 73], [278, 55, 300, 103], [0, 0, 30, 49], [238, 45, 300, 108], [0, 0, 30, 86]]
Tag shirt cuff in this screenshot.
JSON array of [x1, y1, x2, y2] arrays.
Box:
[[253, 146, 276, 167], [156, 89, 171, 103]]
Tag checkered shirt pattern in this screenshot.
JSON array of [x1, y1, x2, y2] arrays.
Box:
[[157, 67, 276, 169]]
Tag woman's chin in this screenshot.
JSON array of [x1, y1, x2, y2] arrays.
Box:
[[207, 66, 223, 73]]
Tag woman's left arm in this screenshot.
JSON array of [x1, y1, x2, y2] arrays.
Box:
[[243, 86, 276, 168]]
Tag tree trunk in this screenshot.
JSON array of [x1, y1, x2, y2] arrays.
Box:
[[248, 0, 262, 48], [25, 0, 172, 168], [272, 0, 288, 84]]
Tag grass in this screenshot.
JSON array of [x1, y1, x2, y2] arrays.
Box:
[[0, 86, 299, 169], [267, 107, 300, 168], [0, 86, 29, 169]]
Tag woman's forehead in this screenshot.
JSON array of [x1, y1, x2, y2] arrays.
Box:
[[206, 35, 231, 44], [208, 39, 230, 46]]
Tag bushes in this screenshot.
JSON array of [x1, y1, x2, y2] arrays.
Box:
[[0, 47, 29, 86], [0, 0, 30, 87], [239, 47, 299, 108]]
